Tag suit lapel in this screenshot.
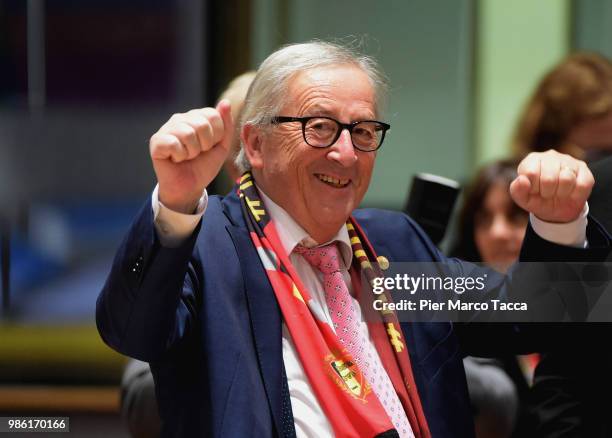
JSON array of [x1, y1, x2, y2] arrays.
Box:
[[224, 192, 285, 436]]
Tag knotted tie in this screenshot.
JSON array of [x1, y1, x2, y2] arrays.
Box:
[[295, 243, 414, 438]]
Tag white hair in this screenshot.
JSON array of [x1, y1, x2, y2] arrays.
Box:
[[235, 40, 388, 172]]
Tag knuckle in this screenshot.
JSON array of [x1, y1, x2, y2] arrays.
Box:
[[583, 178, 595, 190], [208, 116, 224, 136], [539, 173, 555, 183], [522, 168, 538, 179], [558, 171, 575, 182], [209, 111, 223, 125], [169, 113, 183, 122], [200, 107, 219, 118], [562, 152, 574, 160], [177, 123, 196, 141], [193, 108, 216, 125], [198, 121, 215, 146], [151, 133, 175, 149], [198, 118, 213, 133], [575, 180, 592, 193]]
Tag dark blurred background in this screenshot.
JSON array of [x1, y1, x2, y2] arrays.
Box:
[[0, 0, 250, 435]]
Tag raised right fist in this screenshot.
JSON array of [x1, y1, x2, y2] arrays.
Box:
[[149, 100, 234, 213]]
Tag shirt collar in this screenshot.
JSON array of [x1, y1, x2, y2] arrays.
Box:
[[257, 187, 353, 267]]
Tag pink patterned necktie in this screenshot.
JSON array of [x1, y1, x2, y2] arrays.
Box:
[[295, 243, 414, 438]]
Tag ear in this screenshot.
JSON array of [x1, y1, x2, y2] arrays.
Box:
[[242, 123, 264, 169]]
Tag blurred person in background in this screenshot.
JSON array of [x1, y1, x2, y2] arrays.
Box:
[[119, 71, 256, 438], [527, 157, 612, 438], [451, 159, 535, 438], [512, 52, 612, 162], [453, 160, 528, 274], [509, 51, 612, 438], [215, 71, 258, 186]]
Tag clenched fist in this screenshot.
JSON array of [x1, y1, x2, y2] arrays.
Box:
[[149, 100, 234, 213], [510, 150, 594, 223]]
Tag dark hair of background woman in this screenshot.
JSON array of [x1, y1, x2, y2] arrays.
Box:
[[450, 158, 523, 262]]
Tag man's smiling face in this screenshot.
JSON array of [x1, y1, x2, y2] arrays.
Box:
[[248, 64, 378, 243]]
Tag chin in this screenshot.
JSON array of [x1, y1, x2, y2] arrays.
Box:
[[319, 201, 352, 216], [317, 213, 349, 229], [312, 207, 352, 234], [488, 259, 515, 273]]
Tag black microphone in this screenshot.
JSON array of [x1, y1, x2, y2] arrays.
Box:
[[404, 173, 460, 245]]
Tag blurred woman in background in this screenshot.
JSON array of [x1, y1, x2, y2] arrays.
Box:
[[460, 51, 612, 438], [453, 159, 527, 274], [511, 51, 612, 438], [512, 52, 612, 162], [451, 159, 534, 438]]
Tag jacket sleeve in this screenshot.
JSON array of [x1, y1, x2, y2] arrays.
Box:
[[96, 199, 203, 361], [356, 208, 611, 355], [457, 219, 611, 355]]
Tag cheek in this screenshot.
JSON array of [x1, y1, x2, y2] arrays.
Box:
[[357, 155, 376, 184], [279, 131, 305, 161], [511, 224, 528, 244], [284, 128, 304, 147], [474, 228, 491, 253], [265, 134, 302, 172]]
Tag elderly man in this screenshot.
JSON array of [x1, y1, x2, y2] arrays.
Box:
[[96, 42, 608, 438]]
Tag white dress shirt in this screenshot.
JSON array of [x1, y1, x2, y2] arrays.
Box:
[[150, 184, 588, 437]]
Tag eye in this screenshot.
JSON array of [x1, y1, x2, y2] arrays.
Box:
[[353, 125, 375, 139], [475, 212, 492, 229], [308, 118, 336, 133]]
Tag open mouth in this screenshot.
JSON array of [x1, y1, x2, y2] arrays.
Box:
[[315, 173, 350, 188]]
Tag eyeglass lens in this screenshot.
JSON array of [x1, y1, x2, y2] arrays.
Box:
[[304, 118, 383, 150]]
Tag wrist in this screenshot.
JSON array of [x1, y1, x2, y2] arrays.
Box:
[[158, 187, 202, 214]]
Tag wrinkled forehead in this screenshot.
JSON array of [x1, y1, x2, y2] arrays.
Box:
[[282, 64, 378, 115]]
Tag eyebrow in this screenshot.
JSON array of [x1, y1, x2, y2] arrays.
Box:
[[303, 105, 376, 121], [304, 104, 333, 117]]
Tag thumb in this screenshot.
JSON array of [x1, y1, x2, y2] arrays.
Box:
[[216, 99, 235, 152], [509, 175, 532, 210]]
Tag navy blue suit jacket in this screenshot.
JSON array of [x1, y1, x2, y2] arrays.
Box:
[[96, 189, 609, 438]]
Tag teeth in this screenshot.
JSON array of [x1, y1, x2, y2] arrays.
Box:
[[316, 174, 349, 187]]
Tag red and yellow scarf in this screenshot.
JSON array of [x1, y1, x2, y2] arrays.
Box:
[[238, 172, 430, 438]]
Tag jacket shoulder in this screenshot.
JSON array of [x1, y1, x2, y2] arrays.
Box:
[[352, 208, 442, 262]]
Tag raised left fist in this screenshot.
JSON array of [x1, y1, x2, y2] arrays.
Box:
[[510, 150, 594, 223]]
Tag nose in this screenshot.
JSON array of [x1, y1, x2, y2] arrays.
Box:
[[489, 215, 512, 241], [327, 129, 357, 166]]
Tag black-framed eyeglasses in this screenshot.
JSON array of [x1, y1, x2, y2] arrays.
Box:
[[270, 116, 390, 152]]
